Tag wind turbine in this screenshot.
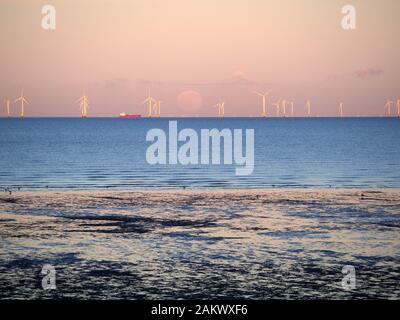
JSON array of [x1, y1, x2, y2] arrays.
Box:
[[272, 100, 280, 117], [288, 101, 294, 116], [155, 100, 161, 118], [339, 102, 344, 117], [142, 89, 156, 117], [384, 100, 394, 117], [282, 99, 286, 117], [13, 89, 29, 118], [215, 101, 225, 117], [214, 103, 220, 116], [306, 99, 311, 117], [254, 90, 271, 117], [76, 92, 89, 118], [5, 99, 11, 117]]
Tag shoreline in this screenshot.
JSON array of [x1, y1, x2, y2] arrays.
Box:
[[3, 186, 400, 195]]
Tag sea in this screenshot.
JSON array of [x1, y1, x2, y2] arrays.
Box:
[[1, 117, 399, 190]]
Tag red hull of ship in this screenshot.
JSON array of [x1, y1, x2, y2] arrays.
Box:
[[119, 114, 141, 118]]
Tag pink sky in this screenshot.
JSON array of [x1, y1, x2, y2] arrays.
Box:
[[0, 0, 399, 117]]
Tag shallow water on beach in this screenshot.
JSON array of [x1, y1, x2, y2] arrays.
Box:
[[0, 189, 399, 299], [1, 117, 400, 190]]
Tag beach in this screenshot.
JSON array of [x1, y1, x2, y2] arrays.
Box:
[[1, 188, 399, 299]]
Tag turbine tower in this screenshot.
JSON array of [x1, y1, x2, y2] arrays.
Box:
[[77, 93, 89, 118], [254, 90, 271, 117], [5, 99, 11, 118], [288, 101, 294, 116], [215, 101, 225, 117], [306, 99, 311, 117], [282, 99, 286, 117], [142, 89, 156, 117], [397, 99, 400, 118], [384, 100, 394, 117], [339, 102, 344, 117], [154, 100, 161, 118], [13, 89, 29, 118], [271, 100, 280, 117]]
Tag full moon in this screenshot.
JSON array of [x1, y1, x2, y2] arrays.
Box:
[[177, 90, 203, 114]]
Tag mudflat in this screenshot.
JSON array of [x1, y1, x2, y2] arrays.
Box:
[[0, 188, 399, 299]]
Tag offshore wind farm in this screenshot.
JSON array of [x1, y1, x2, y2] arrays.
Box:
[[3, 88, 400, 118]]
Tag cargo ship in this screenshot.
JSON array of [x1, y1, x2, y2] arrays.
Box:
[[119, 112, 141, 118]]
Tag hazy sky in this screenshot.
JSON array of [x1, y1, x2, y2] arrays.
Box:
[[0, 0, 399, 117]]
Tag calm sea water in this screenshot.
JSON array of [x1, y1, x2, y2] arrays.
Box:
[[1, 117, 399, 190]]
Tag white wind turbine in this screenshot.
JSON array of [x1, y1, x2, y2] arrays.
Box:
[[142, 89, 156, 117], [215, 101, 225, 117], [306, 99, 311, 117], [384, 100, 394, 117], [288, 101, 294, 116], [154, 100, 161, 118], [254, 90, 271, 117], [282, 99, 287, 117], [5, 99, 11, 118], [76, 92, 89, 118], [339, 102, 344, 117], [272, 100, 280, 117], [13, 89, 29, 118]]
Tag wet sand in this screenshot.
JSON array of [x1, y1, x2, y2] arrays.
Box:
[[0, 188, 399, 299]]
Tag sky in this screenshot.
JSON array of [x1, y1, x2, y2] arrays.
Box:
[[0, 0, 399, 117]]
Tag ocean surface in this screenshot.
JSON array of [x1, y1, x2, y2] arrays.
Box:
[[1, 117, 400, 190]]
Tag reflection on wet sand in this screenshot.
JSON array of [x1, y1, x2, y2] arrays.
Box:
[[0, 189, 399, 299]]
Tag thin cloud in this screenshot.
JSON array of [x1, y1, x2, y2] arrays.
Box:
[[354, 67, 384, 78], [184, 71, 276, 87], [93, 78, 128, 89], [137, 79, 166, 87], [323, 67, 384, 83], [223, 71, 255, 86]]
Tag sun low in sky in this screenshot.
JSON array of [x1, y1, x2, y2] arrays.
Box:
[[0, 0, 399, 117]]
